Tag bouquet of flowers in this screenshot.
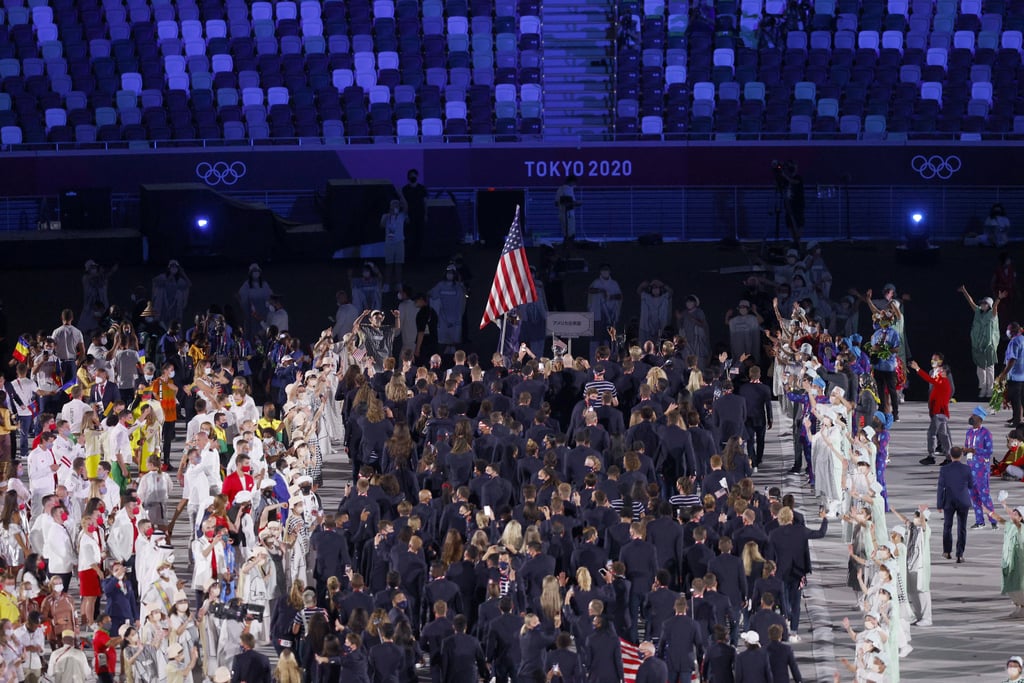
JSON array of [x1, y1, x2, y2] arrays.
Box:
[[870, 342, 895, 361], [990, 378, 1007, 413]]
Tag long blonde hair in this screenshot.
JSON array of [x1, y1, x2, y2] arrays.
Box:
[[646, 366, 667, 390], [686, 368, 704, 394], [539, 576, 561, 623], [575, 567, 593, 592], [500, 520, 523, 553], [742, 540, 765, 576], [274, 649, 302, 683]]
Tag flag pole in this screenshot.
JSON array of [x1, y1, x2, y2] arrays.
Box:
[[498, 313, 508, 360]]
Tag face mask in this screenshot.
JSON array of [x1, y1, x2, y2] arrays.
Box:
[[177, 604, 188, 612], [446, 273, 455, 281], [300, 486, 312, 494], [205, 530, 215, 539], [132, 506, 140, 516], [600, 271, 610, 280], [159, 570, 170, 579], [144, 374, 154, 382], [54, 584, 64, 593], [169, 370, 176, 379], [241, 465, 251, 474], [101, 336, 108, 345], [87, 525, 97, 534], [499, 561, 509, 571], [60, 512, 68, 523], [3, 586, 13, 595], [397, 601, 408, 610], [931, 360, 940, 367]]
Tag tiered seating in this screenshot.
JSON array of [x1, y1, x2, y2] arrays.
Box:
[[0, 0, 541, 144], [619, 0, 1024, 138]]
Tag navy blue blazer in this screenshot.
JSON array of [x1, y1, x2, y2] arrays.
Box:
[[703, 642, 736, 683], [936, 460, 974, 509], [484, 613, 524, 669], [620, 539, 659, 595], [644, 587, 680, 641], [708, 553, 747, 610], [368, 642, 404, 683], [545, 648, 585, 683], [766, 640, 802, 682], [101, 577, 138, 623], [635, 655, 669, 683], [583, 627, 623, 683], [231, 648, 271, 683], [440, 633, 488, 683], [733, 647, 773, 683], [658, 614, 703, 673]]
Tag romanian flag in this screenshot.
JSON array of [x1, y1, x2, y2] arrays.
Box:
[[11, 337, 28, 363], [59, 379, 77, 396]]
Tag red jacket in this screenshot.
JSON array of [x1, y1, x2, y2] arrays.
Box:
[[917, 369, 952, 417], [221, 471, 254, 507]]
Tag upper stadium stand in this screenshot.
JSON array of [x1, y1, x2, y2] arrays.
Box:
[[0, 0, 1019, 146]]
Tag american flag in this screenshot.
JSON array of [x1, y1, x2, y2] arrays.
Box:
[[620, 638, 642, 683], [479, 206, 536, 329]]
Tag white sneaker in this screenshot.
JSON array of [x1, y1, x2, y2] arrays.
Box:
[[899, 646, 913, 657], [788, 634, 802, 643], [752, 466, 759, 473], [915, 620, 932, 626]]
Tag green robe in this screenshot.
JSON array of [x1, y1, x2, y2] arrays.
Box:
[[1002, 522, 1024, 595], [972, 306, 1000, 368]]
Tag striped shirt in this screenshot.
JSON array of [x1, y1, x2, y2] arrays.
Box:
[[584, 379, 617, 405]]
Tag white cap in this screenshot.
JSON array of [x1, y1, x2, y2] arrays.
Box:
[[297, 475, 313, 486], [863, 426, 875, 439], [891, 525, 907, 538], [234, 490, 253, 504], [739, 631, 760, 645], [831, 387, 845, 398], [260, 478, 276, 490], [799, 343, 813, 354]]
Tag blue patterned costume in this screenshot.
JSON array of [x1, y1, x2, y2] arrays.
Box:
[[966, 426, 995, 525]]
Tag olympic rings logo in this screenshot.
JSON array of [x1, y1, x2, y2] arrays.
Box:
[[195, 161, 247, 186], [910, 155, 962, 180]]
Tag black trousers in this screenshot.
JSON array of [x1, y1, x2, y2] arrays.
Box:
[[942, 503, 969, 558], [1008, 380, 1024, 426], [161, 419, 175, 465], [874, 369, 899, 418], [746, 421, 766, 467]]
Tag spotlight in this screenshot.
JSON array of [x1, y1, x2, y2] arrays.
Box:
[[896, 209, 939, 264], [196, 217, 209, 229]]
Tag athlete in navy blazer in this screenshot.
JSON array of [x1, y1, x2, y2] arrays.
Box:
[[936, 447, 974, 561]]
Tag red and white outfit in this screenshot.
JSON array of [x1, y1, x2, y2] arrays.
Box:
[[76, 529, 103, 597]]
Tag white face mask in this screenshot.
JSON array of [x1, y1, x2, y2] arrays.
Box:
[[169, 370, 176, 379], [53, 584, 64, 593]]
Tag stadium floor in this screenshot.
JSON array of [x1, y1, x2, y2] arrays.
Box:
[[766, 400, 1017, 683], [156, 399, 1017, 683]]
